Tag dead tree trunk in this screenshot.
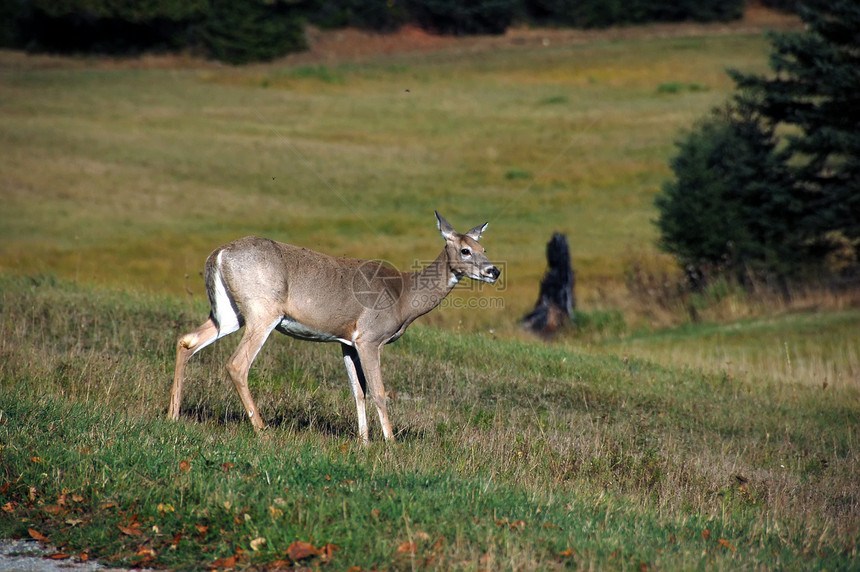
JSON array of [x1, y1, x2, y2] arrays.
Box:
[[521, 232, 575, 337]]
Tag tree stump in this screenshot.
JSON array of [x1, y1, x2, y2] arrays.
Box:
[[521, 233, 575, 337]]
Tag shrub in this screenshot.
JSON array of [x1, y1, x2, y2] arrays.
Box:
[[306, 0, 409, 31], [201, 0, 306, 64], [524, 0, 742, 28], [654, 104, 802, 282], [407, 0, 521, 35]]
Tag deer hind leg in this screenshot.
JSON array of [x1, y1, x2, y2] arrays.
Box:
[[342, 344, 369, 444], [169, 317, 221, 420], [225, 317, 280, 432], [355, 342, 394, 441]]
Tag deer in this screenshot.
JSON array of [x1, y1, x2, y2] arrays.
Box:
[[168, 211, 500, 443]]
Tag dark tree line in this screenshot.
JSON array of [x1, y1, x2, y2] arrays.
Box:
[[1, 0, 744, 64], [655, 0, 859, 288]]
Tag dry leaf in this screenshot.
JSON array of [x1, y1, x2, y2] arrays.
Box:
[[72, 494, 84, 503], [196, 524, 210, 535], [371, 508, 381, 518], [717, 538, 736, 552], [345, 567, 362, 572], [414, 531, 431, 542], [208, 555, 237, 569], [28, 529, 49, 542], [157, 503, 175, 515], [48, 553, 69, 560], [287, 540, 319, 561], [2, 502, 15, 513], [43, 505, 62, 515], [30, 456, 45, 463], [78, 553, 89, 563], [65, 518, 84, 527], [119, 525, 143, 536], [510, 520, 526, 530], [397, 541, 417, 554], [137, 548, 156, 558], [559, 548, 575, 557], [321, 543, 339, 561], [250, 537, 266, 551], [179, 460, 191, 472], [702, 529, 711, 540]]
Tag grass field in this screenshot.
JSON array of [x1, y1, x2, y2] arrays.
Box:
[[1, 14, 858, 570], [0, 29, 777, 331]]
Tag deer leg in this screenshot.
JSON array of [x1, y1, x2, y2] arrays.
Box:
[[355, 342, 394, 441], [341, 344, 369, 444], [226, 319, 278, 432], [169, 317, 220, 421]]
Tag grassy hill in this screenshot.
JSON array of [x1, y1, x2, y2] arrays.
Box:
[[0, 274, 856, 569]]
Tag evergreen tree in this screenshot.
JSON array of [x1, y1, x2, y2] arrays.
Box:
[[730, 0, 860, 263], [655, 104, 798, 281]]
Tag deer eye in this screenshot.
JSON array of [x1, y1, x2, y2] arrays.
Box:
[[460, 248, 471, 256]]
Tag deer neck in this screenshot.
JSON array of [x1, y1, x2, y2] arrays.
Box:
[[403, 248, 460, 319]]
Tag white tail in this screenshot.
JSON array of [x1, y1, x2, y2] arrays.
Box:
[[168, 211, 500, 443]]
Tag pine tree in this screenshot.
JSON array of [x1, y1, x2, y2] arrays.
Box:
[[730, 0, 860, 262]]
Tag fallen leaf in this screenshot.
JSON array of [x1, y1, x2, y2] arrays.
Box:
[[43, 505, 63, 515], [702, 529, 711, 541], [48, 553, 69, 560], [321, 543, 339, 561], [28, 486, 37, 501], [179, 460, 191, 472], [397, 541, 417, 554], [119, 525, 143, 537], [287, 541, 319, 561], [65, 518, 84, 527], [250, 537, 266, 551], [371, 508, 381, 518], [559, 548, 575, 557], [99, 501, 117, 510], [717, 538, 736, 552], [415, 531, 431, 541], [78, 553, 89, 563], [221, 463, 234, 472], [196, 524, 210, 534], [2, 502, 15, 513], [28, 529, 49, 542], [56, 494, 67, 506], [345, 567, 362, 572], [72, 494, 84, 503], [510, 520, 526, 530], [268, 505, 284, 518], [208, 555, 237, 569], [157, 503, 175, 515], [30, 456, 45, 463]]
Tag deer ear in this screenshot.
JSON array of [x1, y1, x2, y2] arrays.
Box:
[[465, 222, 488, 241], [435, 211, 456, 240]]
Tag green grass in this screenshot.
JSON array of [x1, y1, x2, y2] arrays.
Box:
[[0, 32, 775, 330], [0, 275, 857, 569]]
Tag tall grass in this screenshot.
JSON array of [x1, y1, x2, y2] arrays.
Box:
[[0, 275, 857, 569]]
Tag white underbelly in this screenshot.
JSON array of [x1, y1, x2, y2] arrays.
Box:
[[277, 316, 351, 345]]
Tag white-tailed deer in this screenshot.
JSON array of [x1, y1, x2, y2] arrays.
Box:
[[168, 211, 500, 442]]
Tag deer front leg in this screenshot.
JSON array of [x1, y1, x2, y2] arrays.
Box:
[[225, 321, 277, 432], [355, 342, 394, 441], [341, 344, 369, 444], [169, 318, 219, 421]]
